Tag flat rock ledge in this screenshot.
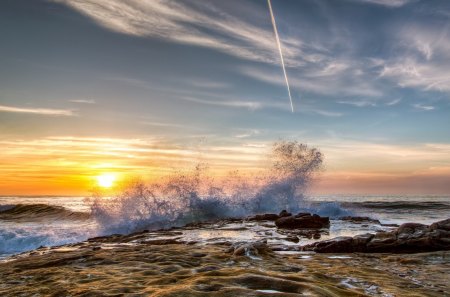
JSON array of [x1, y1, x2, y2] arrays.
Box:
[[302, 218, 450, 253]]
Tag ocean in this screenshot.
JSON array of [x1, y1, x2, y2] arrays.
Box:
[[1, 195, 449, 259]]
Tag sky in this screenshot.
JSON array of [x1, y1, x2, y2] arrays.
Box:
[[1, 0, 450, 195]]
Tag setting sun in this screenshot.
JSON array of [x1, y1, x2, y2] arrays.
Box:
[[96, 174, 116, 188]]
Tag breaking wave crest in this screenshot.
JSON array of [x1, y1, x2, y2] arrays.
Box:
[[88, 141, 346, 234], [0, 204, 90, 222]]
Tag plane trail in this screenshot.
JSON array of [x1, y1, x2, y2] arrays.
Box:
[[267, 0, 294, 113]]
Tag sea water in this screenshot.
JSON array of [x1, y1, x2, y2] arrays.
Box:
[[1, 194, 448, 259]]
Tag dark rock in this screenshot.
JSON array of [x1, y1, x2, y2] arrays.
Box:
[[279, 210, 292, 218], [275, 213, 330, 229], [302, 218, 450, 253], [248, 213, 280, 221], [313, 233, 321, 239], [430, 218, 450, 231], [285, 236, 299, 243], [339, 216, 381, 224]]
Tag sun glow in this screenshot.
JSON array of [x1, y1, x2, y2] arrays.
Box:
[[96, 173, 116, 188]]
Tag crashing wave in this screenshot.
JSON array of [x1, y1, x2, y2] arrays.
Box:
[[87, 141, 341, 234], [0, 204, 90, 222]]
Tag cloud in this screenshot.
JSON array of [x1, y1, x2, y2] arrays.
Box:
[[378, 24, 450, 93], [349, 0, 414, 7], [180, 96, 262, 110], [310, 109, 344, 117], [337, 100, 376, 107], [413, 103, 435, 111], [385, 98, 402, 106], [240, 65, 383, 98], [140, 121, 186, 128], [183, 79, 229, 89], [53, 0, 303, 66], [70, 99, 96, 104], [0, 104, 76, 116], [233, 129, 261, 139]]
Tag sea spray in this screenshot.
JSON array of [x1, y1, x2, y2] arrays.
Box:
[[88, 141, 327, 234]]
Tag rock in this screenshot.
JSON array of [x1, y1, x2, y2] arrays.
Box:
[[279, 210, 292, 218], [302, 218, 450, 253], [430, 218, 450, 231], [232, 240, 271, 258], [285, 236, 299, 243], [196, 265, 220, 273], [248, 213, 280, 221], [339, 216, 381, 224], [275, 213, 330, 229], [303, 236, 355, 253], [313, 233, 321, 240]]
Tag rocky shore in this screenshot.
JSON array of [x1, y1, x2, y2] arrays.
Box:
[[0, 213, 449, 296], [303, 218, 450, 254]]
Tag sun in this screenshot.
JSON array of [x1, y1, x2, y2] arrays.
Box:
[[96, 173, 116, 188]]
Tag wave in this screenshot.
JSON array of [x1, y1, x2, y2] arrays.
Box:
[[341, 201, 450, 211], [0, 204, 91, 222], [87, 141, 353, 235]]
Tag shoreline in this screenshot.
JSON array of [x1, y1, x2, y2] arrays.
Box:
[[1, 214, 449, 296]]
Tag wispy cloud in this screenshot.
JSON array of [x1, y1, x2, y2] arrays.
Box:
[[349, 0, 414, 7], [233, 129, 261, 139], [310, 109, 344, 117], [183, 79, 229, 89], [140, 121, 190, 129], [180, 96, 262, 110], [386, 98, 402, 106], [240, 66, 383, 98], [70, 99, 96, 104], [378, 24, 450, 93], [54, 0, 303, 66], [0, 104, 75, 116], [337, 100, 376, 107], [413, 103, 435, 111]]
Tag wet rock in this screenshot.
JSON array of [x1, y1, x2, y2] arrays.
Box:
[[279, 210, 292, 218], [339, 216, 381, 224], [275, 213, 330, 229], [196, 265, 220, 273], [142, 238, 182, 245], [430, 218, 450, 231], [232, 240, 271, 258], [295, 212, 311, 218], [248, 213, 280, 221], [285, 236, 299, 243], [313, 233, 321, 240], [302, 218, 450, 253]]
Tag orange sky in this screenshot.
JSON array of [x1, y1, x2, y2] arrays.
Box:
[[1, 136, 449, 196]]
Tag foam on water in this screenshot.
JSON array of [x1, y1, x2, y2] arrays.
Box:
[[89, 141, 324, 234]]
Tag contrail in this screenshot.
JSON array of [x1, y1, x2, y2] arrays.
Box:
[[267, 0, 294, 113]]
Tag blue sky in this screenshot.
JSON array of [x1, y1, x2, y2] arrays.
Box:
[[1, 0, 450, 195]]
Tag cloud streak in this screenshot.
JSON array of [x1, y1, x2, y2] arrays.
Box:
[[0, 104, 75, 116], [54, 0, 303, 66], [70, 99, 96, 104], [413, 103, 435, 111], [349, 0, 414, 7]]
